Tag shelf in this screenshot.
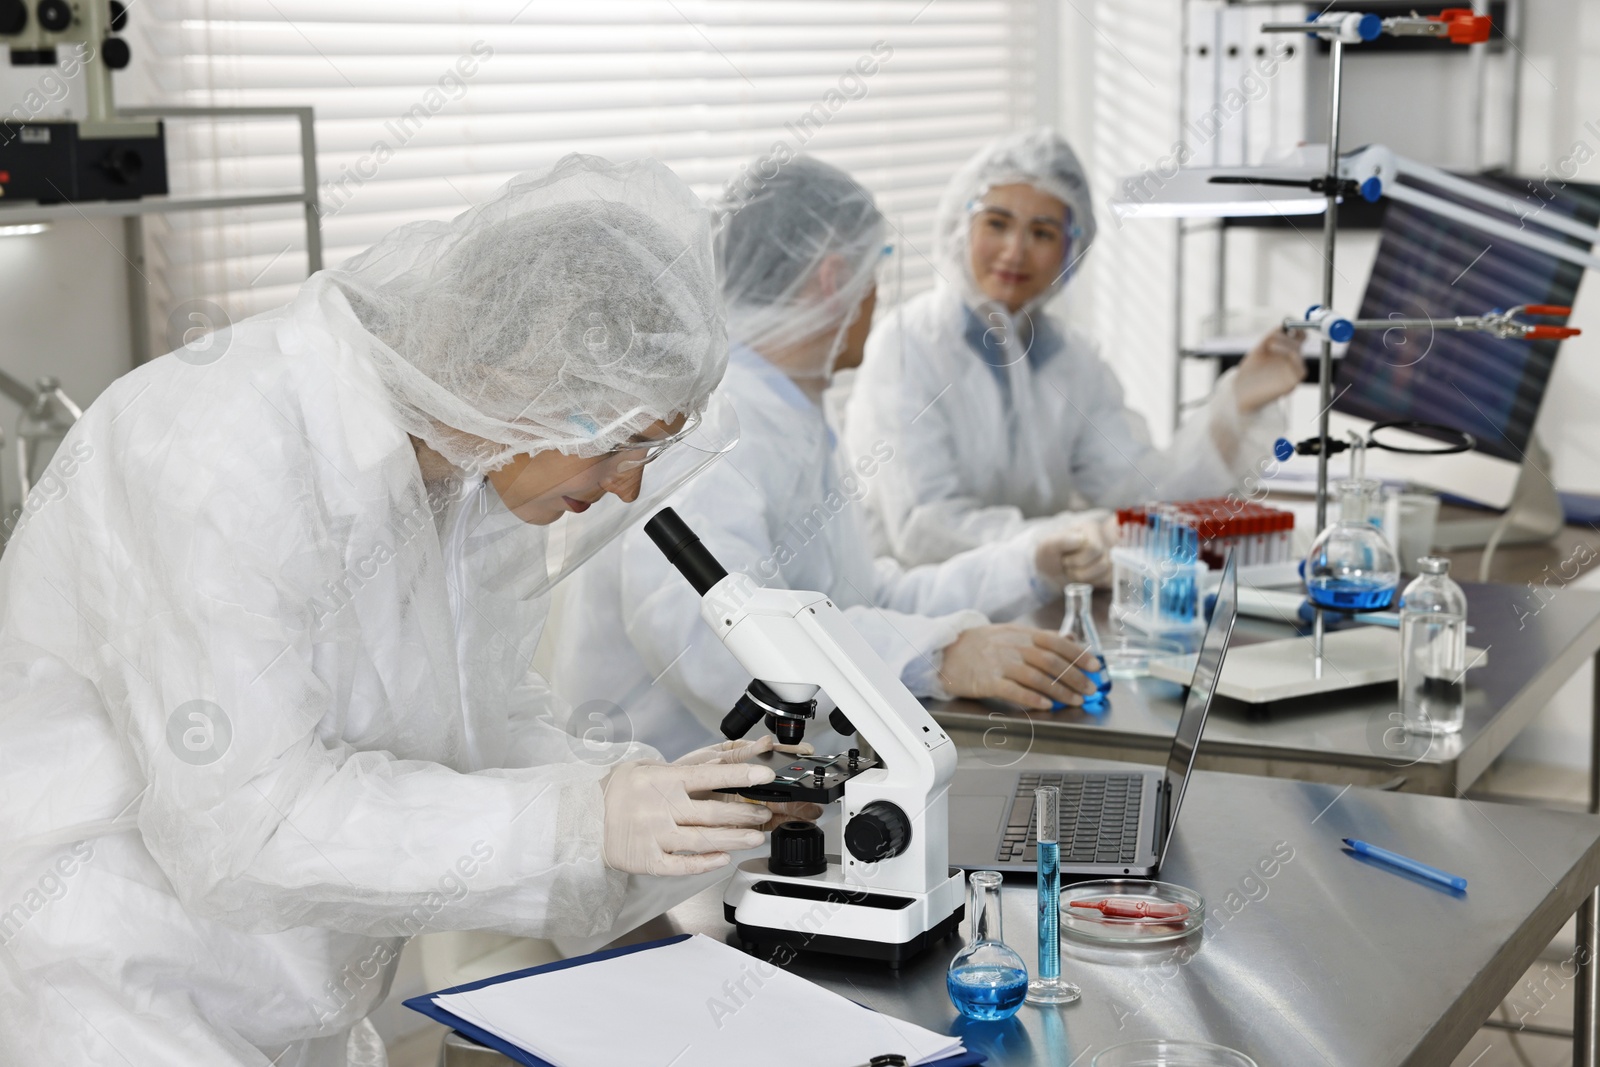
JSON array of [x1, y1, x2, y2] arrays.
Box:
[[0, 190, 310, 224]]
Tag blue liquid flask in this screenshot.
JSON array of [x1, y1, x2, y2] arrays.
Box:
[[1027, 786, 1080, 1005], [947, 870, 1029, 1021], [1304, 480, 1399, 612], [1058, 583, 1110, 712]]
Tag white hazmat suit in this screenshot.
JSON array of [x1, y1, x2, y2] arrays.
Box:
[[551, 157, 1055, 758], [0, 156, 728, 1066], [845, 128, 1286, 566]]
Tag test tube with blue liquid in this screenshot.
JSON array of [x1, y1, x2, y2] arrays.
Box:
[[1027, 786, 1080, 1005], [1057, 583, 1109, 712]]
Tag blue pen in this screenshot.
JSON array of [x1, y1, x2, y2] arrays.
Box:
[[1343, 838, 1467, 891]]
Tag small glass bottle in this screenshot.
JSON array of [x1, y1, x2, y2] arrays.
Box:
[[1399, 556, 1468, 735], [1058, 583, 1110, 712], [947, 871, 1029, 1021], [1027, 787, 1080, 1005], [1304, 479, 1401, 612]]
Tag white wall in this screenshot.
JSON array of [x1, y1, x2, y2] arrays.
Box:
[[0, 218, 132, 517]]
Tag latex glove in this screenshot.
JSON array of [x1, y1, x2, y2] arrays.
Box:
[[675, 737, 824, 828], [1235, 327, 1308, 414], [671, 736, 777, 766], [720, 796, 828, 831], [938, 623, 1099, 710], [670, 737, 815, 765], [601, 759, 777, 876], [1035, 522, 1113, 589]]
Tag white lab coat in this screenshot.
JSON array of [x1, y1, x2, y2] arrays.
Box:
[[550, 344, 1052, 760], [0, 278, 652, 1067], [844, 284, 1284, 566]]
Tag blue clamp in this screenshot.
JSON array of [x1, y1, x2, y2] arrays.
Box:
[[1359, 176, 1383, 203], [1327, 317, 1355, 343], [1356, 13, 1382, 40], [1273, 438, 1295, 462]]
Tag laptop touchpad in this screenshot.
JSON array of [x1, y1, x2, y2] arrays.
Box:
[[950, 795, 1008, 839]]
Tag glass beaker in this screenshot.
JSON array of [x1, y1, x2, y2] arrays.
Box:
[[1027, 787, 1080, 1005], [1303, 479, 1400, 611], [947, 870, 1029, 1021], [1059, 583, 1110, 711], [1399, 557, 1468, 735]]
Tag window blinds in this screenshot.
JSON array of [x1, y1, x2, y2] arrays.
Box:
[[116, 0, 1047, 332], [1081, 0, 1184, 441]]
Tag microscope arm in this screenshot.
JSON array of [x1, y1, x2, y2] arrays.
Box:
[[647, 508, 956, 895]]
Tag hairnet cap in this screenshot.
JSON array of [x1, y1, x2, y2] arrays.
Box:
[[330, 154, 727, 472], [715, 155, 887, 377], [934, 127, 1096, 304]]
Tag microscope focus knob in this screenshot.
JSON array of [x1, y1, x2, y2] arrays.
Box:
[[846, 801, 911, 863], [768, 820, 826, 877]]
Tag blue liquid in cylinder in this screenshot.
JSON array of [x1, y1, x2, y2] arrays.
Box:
[[1306, 576, 1395, 611], [1037, 841, 1061, 980], [947, 965, 1029, 1021]]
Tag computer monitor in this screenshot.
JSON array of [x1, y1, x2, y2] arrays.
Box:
[[1327, 171, 1598, 546], [1333, 171, 1598, 461]]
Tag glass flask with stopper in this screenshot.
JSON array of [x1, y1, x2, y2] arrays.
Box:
[[947, 870, 1029, 1020], [1399, 556, 1468, 735], [1058, 583, 1111, 711], [1303, 478, 1400, 611]]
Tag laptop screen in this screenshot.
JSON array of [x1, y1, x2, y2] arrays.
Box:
[[1158, 552, 1238, 866]]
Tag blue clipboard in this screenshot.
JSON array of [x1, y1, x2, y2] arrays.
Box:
[[404, 933, 986, 1067]]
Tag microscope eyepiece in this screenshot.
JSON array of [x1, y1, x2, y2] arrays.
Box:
[[644, 508, 728, 596]]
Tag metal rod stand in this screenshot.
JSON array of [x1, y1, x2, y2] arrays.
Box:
[[1311, 38, 1345, 677]]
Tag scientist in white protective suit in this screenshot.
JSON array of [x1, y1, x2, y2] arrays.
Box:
[[844, 128, 1308, 566], [0, 156, 804, 1067], [551, 156, 1111, 762]]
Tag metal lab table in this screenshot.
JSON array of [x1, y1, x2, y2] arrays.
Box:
[[441, 758, 1600, 1067], [932, 582, 1600, 799]]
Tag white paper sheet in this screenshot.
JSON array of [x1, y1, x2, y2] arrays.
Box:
[[432, 934, 964, 1067]]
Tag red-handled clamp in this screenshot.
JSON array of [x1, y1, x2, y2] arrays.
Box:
[[1384, 9, 1492, 44], [1495, 305, 1581, 341], [1431, 8, 1492, 44]]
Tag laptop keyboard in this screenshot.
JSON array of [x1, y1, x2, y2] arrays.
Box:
[[995, 771, 1144, 866]]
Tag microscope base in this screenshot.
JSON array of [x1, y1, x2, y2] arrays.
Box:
[[722, 860, 965, 966]]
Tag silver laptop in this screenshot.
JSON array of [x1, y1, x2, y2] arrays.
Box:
[[948, 553, 1238, 878]]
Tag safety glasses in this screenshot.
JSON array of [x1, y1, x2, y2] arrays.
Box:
[[966, 199, 1082, 250], [606, 410, 703, 472]]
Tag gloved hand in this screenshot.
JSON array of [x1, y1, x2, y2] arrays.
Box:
[[938, 624, 1099, 710], [670, 736, 779, 766], [1035, 520, 1113, 589], [601, 758, 778, 876], [1235, 327, 1308, 414], [673, 736, 824, 829]]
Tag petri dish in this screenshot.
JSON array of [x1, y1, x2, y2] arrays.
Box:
[[1093, 1039, 1258, 1067], [1061, 878, 1205, 945]]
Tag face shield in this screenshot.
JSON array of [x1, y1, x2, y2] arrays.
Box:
[[933, 128, 1098, 318], [444, 390, 741, 605]]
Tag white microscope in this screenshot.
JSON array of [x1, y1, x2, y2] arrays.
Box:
[[645, 508, 965, 966]]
